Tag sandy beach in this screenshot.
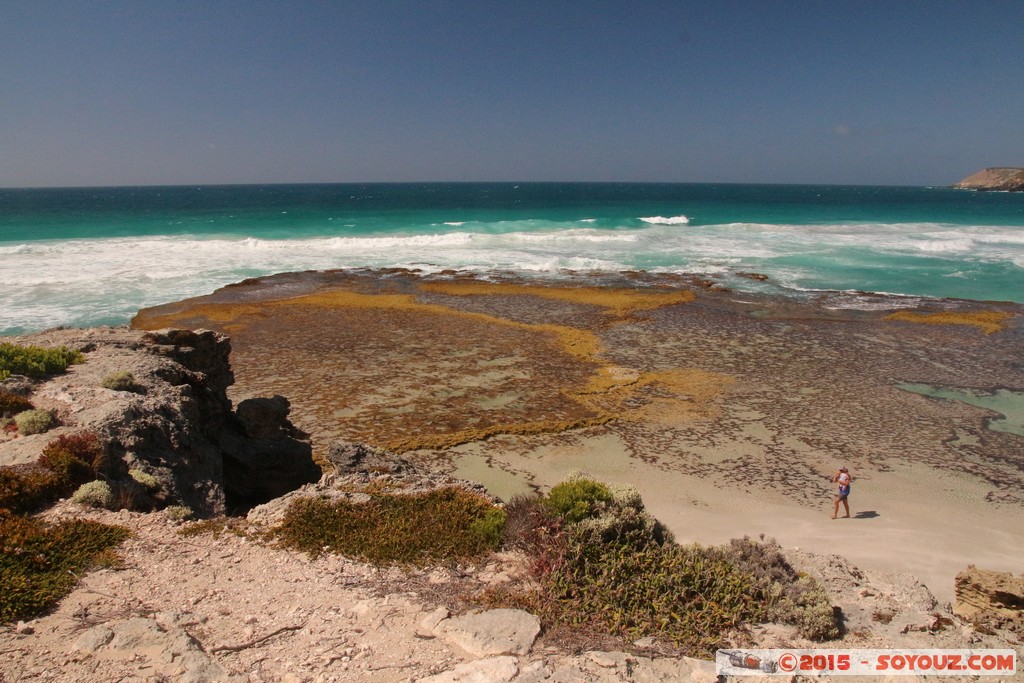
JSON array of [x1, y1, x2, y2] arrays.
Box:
[[133, 269, 1024, 604]]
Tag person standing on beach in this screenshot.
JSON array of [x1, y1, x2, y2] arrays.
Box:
[[832, 466, 852, 518]]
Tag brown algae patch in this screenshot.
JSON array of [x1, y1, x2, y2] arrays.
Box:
[[419, 281, 695, 318], [133, 285, 727, 454], [884, 310, 1012, 334]]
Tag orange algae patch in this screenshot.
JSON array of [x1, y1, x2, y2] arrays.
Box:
[[266, 290, 606, 363], [574, 366, 732, 426], [133, 285, 728, 454], [419, 281, 695, 318], [884, 310, 1012, 334]]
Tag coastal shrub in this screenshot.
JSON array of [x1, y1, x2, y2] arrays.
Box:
[[14, 409, 56, 435], [275, 487, 506, 565], [101, 371, 142, 393], [0, 511, 128, 623], [719, 536, 840, 641], [0, 432, 117, 515], [543, 530, 765, 655], [164, 505, 193, 522], [129, 469, 159, 491], [0, 343, 84, 381], [543, 474, 614, 524], [71, 481, 116, 509], [502, 494, 568, 576], [0, 465, 62, 515], [39, 432, 107, 489], [0, 389, 33, 416], [493, 475, 837, 656]]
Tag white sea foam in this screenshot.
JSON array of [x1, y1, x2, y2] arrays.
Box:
[[639, 215, 690, 225], [508, 229, 639, 243], [2, 219, 1023, 334]]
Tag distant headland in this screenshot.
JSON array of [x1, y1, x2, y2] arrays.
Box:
[[953, 167, 1024, 191]]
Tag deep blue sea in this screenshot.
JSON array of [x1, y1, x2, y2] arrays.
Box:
[[1, 183, 1023, 335]]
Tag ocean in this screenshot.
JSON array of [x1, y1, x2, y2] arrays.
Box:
[[1, 183, 1022, 335]]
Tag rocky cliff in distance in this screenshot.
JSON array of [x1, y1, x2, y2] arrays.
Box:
[[953, 167, 1024, 191]]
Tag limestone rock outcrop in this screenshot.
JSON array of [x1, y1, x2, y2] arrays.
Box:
[[954, 565, 1024, 635], [0, 327, 320, 516]]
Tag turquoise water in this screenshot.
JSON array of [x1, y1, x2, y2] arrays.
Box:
[[1, 183, 1022, 334]]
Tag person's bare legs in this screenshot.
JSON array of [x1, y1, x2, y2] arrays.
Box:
[[832, 497, 840, 519], [841, 497, 850, 518]]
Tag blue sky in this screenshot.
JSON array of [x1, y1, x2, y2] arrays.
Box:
[[1, 1, 1022, 187]]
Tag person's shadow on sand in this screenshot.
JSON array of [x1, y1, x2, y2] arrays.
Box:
[[854, 511, 879, 519]]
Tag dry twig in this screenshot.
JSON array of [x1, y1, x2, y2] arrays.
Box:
[[209, 623, 305, 654]]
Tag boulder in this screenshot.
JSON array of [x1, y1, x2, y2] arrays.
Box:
[[235, 395, 300, 439], [71, 617, 233, 682], [417, 656, 519, 683], [434, 608, 541, 658]]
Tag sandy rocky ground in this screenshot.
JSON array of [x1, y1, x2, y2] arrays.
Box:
[[1, 327, 1022, 682]]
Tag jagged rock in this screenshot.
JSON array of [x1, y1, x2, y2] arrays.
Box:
[[325, 440, 414, 475], [235, 395, 298, 439], [70, 617, 233, 682], [434, 609, 540, 658], [955, 565, 1024, 634], [219, 395, 319, 511], [417, 656, 519, 683]]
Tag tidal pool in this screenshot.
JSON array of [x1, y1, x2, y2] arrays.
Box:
[[898, 383, 1024, 436]]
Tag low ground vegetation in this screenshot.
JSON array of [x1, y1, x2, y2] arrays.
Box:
[[267, 471, 838, 656], [0, 512, 128, 623], [0, 431, 122, 515], [0, 342, 83, 382], [274, 486, 505, 565]]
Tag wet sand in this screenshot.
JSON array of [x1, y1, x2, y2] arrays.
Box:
[[133, 269, 1024, 602]]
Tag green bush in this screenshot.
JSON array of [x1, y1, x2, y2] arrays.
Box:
[[71, 481, 115, 509], [0, 343, 84, 381], [275, 487, 506, 565], [545, 530, 765, 655], [101, 371, 141, 393], [129, 469, 159, 491], [0, 390, 33, 416], [14, 409, 56, 435], [164, 505, 193, 522], [0, 511, 128, 623], [543, 475, 614, 524]]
